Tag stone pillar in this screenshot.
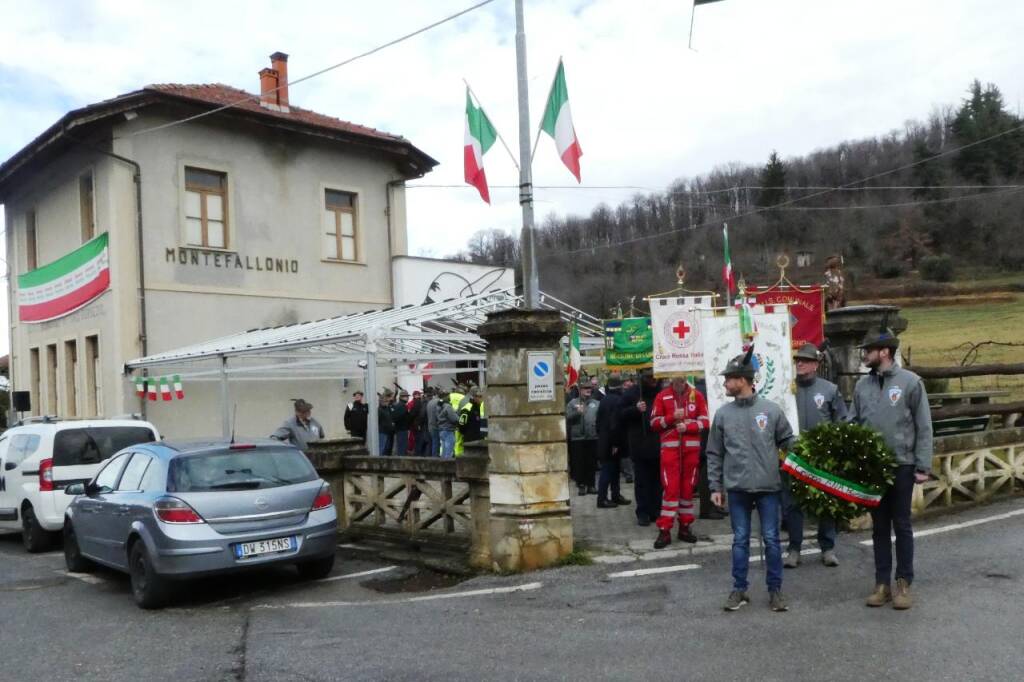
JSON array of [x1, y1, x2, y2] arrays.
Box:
[[825, 304, 907, 400], [477, 309, 572, 572]]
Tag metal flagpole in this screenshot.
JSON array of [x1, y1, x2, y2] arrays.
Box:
[[515, 0, 540, 308]]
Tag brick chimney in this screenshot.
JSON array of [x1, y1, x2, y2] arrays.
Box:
[[259, 52, 290, 112]]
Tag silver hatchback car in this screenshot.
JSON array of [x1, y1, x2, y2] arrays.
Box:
[[63, 439, 338, 608]]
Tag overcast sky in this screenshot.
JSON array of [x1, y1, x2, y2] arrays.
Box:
[[1, 0, 1022, 354]]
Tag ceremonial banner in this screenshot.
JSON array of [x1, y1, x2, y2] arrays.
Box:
[[18, 232, 110, 323], [700, 307, 799, 435], [604, 317, 653, 369], [746, 285, 825, 348], [650, 296, 714, 375]]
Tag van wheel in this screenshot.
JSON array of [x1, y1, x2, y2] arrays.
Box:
[[296, 554, 335, 580], [129, 541, 171, 609], [63, 522, 93, 573], [22, 506, 51, 553]]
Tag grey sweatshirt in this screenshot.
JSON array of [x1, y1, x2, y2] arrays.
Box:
[[852, 365, 933, 473], [271, 415, 325, 452], [436, 401, 459, 431], [795, 375, 848, 431], [707, 395, 796, 493]]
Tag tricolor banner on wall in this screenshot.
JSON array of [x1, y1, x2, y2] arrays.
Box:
[[18, 232, 110, 323], [135, 375, 186, 402], [649, 296, 713, 376]]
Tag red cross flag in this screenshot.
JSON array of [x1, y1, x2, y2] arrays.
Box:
[[650, 295, 713, 375]]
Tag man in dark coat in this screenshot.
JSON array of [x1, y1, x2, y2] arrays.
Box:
[[595, 377, 631, 508], [344, 391, 369, 442], [620, 371, 662, 525]]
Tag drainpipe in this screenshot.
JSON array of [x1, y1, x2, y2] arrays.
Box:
[[66, 133, 148, 417]]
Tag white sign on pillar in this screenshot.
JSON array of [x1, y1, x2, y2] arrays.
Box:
[[527, 351, 556, 402]]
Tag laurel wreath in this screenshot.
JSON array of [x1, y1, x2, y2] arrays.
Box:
[[786, 422, 898, 522]]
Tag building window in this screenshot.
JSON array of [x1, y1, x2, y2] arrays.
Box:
[[80, 173, 95, 242], [26, 210, 38, 271], [323, 189, 357, 261], [85, 335, 100, 417], [45, 344, 58, 416], [185, 167, 228, 249], [64, 340, 78, 418], [29, 348, 40, 416]]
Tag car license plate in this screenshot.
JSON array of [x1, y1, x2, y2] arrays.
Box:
[[234, 536, 296, 559]]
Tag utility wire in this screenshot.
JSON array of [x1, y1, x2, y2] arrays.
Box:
[[121, 0, 497, 139], [541, 121, 1024, 257], [407, 183, 1024, 192]]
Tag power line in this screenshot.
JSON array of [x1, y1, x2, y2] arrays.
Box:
[[121, 0, 497, 139], [407, 182, 1024, 193], [540, 121, 1024, 257]]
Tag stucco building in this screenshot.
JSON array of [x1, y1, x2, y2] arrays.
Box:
[[0, 52, 438, 437]]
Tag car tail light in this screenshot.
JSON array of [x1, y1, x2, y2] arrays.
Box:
[[311, 485, 333, 511], [154, 497, 205, 524], [39, 458, 54, 492], [229, 443, 256, 450]]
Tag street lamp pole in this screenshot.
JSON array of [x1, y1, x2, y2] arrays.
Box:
[[514, 0, 540, 309]]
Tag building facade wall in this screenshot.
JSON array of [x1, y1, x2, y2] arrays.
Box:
[[7, 108, 412, 438]]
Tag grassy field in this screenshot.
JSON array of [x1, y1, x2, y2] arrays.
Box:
[[900, 294, 1024, 399]]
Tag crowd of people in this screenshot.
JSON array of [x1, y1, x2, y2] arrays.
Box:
[[566, 326, 932, 613], [273, 320, 932, 613]]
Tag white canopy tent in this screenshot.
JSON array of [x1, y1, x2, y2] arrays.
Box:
[[125, 287, 602, 455]]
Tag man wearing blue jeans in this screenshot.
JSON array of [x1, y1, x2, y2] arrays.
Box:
[[707, 350, 796, 612]]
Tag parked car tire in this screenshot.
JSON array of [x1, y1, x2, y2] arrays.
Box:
[[22, 505, 52, 553], [296, 555, 335, 580], [63, 522, 93, 573], [129, 541, 171, 609]]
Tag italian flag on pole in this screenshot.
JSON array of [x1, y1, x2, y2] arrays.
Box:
[[540, 59, 582, 182], [567, 322, 582, 389], [722, 223, 736, 294], [18, 232, 110, 323], [464, 88, 498, 204]]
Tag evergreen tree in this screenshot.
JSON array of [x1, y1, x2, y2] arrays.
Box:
[[757, 150, 787, 208], [951, 80, 1024, 183]]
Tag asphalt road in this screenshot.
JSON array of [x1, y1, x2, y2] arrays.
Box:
[[2, 497, 1023, 682]]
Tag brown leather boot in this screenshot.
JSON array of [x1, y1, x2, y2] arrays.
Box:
[[865, 583, 891, 607], [892, 578, 912, 610]]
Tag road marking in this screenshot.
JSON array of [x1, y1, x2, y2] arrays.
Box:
[[61, 571, 106, 585], [750, 548, 821, 563], [858, 507, 1024, 545], [608, 564, 700, 579], [318, 566, 396, 583], [254, 581, 544, 609], [337, 543, 374, 551]]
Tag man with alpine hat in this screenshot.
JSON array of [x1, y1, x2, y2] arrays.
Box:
[[783, 343, 849, 568], [707, 348, 796, 612], [852, 323, 933, 610]]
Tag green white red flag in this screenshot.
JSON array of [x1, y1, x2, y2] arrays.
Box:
[[722, 223, 736, 294], [17, 232, 110, 323], [464, 88, 498, 203], [567, 322, 582, 388], [540, 60, 582, 182], [782, 452, 883, 507]]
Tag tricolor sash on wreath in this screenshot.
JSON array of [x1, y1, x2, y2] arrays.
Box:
[[781, 452, 883, 508]]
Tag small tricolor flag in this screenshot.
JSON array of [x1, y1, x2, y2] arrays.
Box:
[[159, 377, 172, 401], [134, 375, 185, 402], [722, 223, 736, 294], [540, 59, 582, 182], [147, 380, 158, 402], [173, 375, 185, 400], [567, 322, 582, 389]]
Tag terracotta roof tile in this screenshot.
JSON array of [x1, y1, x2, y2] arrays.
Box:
[[145, 83, 405, 143]]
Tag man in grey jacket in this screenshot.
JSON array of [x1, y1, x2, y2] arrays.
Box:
[[707, 350, 796, 613], [435, 390, 460, 459], [852, 326, 933, 610], [270, 399, 325, 453], [425, 388, 440, 457], [566, 384, 600, 495], [783, 343, 849, 569]]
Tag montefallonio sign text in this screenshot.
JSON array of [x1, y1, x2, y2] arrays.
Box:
[[166, 247, 299, 274]]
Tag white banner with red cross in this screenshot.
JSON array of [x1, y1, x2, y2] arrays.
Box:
[[650, 296, 714, 376]]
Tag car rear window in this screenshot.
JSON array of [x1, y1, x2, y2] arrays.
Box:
[[53, 427, 157, 467], [167, 447, 317, 492]]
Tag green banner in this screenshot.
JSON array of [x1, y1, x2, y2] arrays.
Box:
[[604, 317, 653, 369]]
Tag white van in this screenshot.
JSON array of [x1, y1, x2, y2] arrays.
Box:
[[0, 417, 160, 551]]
